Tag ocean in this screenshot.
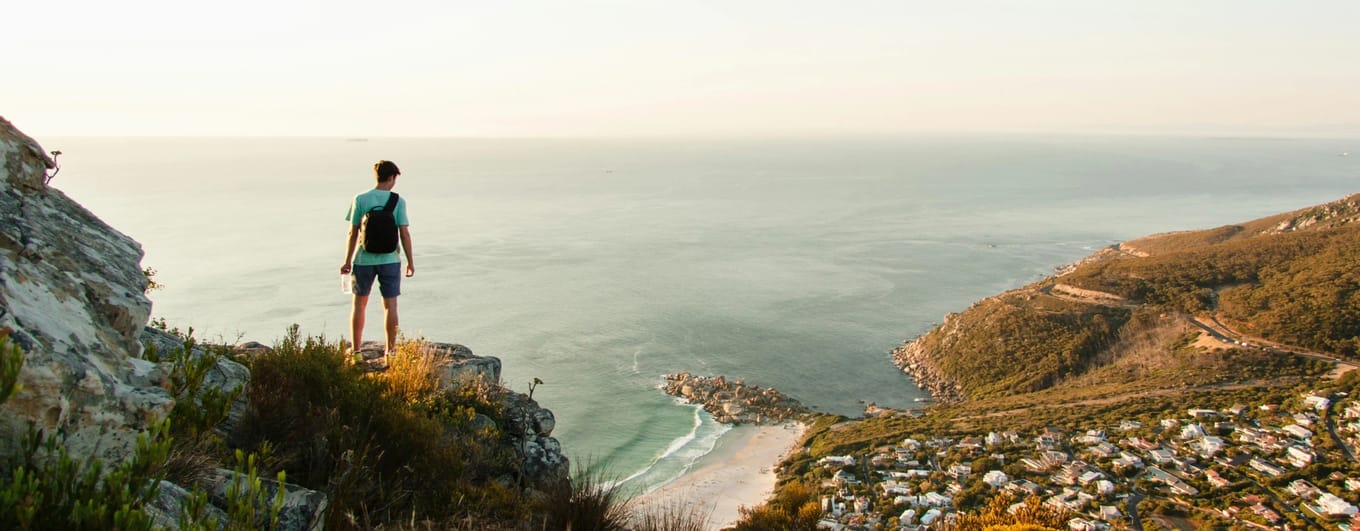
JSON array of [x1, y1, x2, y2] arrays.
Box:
[[48, 133, 1358, 494]]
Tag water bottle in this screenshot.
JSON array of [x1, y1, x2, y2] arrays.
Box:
[[340, 274, 352, 294]]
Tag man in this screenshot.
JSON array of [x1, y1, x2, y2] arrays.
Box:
[[341, 160, 414, 361]]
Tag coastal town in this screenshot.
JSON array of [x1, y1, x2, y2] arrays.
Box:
[[799, 387, 1360, 530]]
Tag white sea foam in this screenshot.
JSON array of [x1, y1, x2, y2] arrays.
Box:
[[611, 404, 732, 495]]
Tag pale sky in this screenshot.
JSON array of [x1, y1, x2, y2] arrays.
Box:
[[5, 1, 1359, 137]]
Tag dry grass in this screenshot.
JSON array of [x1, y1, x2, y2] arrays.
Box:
[[626, 500, 712, 531], [1073, 312, 1191, 384], [378, 339, 450, 405], [162, 438, 222, 487]]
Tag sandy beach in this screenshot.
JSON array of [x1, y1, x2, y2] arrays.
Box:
[[628, 422, 807, 530]]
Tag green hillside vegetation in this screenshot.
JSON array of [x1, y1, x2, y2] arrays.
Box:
[[916, 295, 1129, 399], [908, 194, 1360, 402]]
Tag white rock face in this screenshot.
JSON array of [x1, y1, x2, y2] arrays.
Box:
[[0, 117, 173, 464]]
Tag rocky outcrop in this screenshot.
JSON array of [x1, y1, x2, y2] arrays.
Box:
[[891, 316, 964, 405], [350, 340, 502, 385], [349, 339, 566, 482], [662, 372, 810, 425], [0, 117, 173, 465], [501, 390, 568, 481]]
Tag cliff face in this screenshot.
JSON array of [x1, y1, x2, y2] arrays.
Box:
[[0, 117, 172, 464]]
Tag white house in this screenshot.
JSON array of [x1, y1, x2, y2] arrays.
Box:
[[984, 470, 1010, 487], [986, 432, 1005, 447], [880, 481, 910, 496], [1249, 458, 1286, 478], [1180, 423, 1206, 440], [1148, 449, 1175, 464], [1290, 479, 1319, 498], [923, 492, 953, 507], [1287, 446, 1315, 468], [1113, 452, 1143, 469], [919, 508, 943, 526], [1304, 395, 1331, 411], [1283, 424, 1315, 440], [1318, 493, 1359, 517]]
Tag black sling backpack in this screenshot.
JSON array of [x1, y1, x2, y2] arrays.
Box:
[[360, 193, 400, 254]]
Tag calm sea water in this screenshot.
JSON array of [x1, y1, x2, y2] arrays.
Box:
[[48, 134, 1358, 493]]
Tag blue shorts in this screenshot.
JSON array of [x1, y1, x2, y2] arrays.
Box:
[[352, 263, 402, 298]]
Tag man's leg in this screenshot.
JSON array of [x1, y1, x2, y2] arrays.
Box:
[[382, 296, 399, 356], [350, 294, 370, 354]]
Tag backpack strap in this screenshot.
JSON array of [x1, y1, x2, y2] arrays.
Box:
[[377, 192, 399, 213]]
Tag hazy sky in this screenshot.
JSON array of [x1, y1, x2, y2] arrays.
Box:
[[5, 1, 1359, 137]]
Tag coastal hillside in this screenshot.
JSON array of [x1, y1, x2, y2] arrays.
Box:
[[895, 194, 1360, 402], [755, 195, 1360, 531]]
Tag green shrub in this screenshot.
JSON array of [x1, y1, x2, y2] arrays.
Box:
[[222, 450, 287, 530], [732, 481, 821, 531], [0, 422, 169, 531], [143, 332, 241, 444], [0, 331, 21, 404]]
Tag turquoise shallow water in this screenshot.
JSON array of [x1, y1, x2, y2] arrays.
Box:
[[48, 134, 1358, 492]]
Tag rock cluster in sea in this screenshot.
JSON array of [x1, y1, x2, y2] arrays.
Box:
[[662, 372, 810, 425]]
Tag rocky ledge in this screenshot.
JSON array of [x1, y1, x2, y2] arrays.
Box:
[[146, 330, 570, 484], [662, 372, 810, 425]]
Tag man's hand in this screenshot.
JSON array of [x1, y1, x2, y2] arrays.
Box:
[[340, 263, 352, 275], [405, 264, 415, 277]]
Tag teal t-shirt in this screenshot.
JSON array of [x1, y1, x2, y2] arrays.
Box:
[[345, 189, 409, 266]]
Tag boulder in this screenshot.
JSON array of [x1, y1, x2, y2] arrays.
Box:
[[0, 117, 173, 465], [207, 468, 328, 531], [425, 342, 502, 387], [517, 434, 569, 481], [146, 480, 228, 530]]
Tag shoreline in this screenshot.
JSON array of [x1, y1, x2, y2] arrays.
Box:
[[628, 422, 807, 530]]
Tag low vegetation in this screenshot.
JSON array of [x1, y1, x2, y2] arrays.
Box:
[[1, 326, 709, 530]]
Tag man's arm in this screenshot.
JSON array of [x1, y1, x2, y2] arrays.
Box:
[[340, 225, 359, 274], [399, 226, 414, 277]]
